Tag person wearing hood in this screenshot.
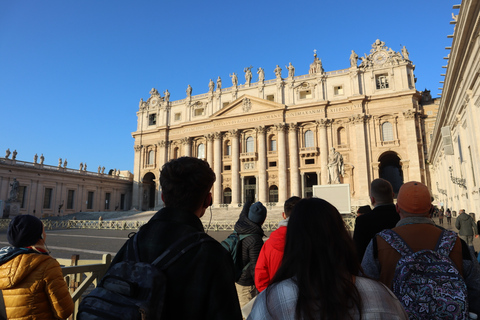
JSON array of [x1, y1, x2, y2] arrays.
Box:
[[0, 215, 74, 319], [234, 200, 267, 308], [255, 196, 300, 292], [455, 209, 479, 250]]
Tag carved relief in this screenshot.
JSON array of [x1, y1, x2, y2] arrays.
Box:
[[255, 126, 267, 134], [180, 137, 192, 145], [317, 118, 331, 128], [134, 145, 143, 151], [214, 132, 223, 140], [402, 109, 416, 119], [289, 123, 298, 132], [275, 123, 288, 132], [243, 98, 252, 113]]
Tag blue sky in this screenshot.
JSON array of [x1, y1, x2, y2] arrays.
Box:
[[0, 0, 456, 173]]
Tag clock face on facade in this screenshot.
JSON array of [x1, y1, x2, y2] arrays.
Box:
[[150, 99, 158, 106], [374, 52, 387, 65]]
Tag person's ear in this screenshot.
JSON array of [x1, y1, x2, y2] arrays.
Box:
[[204, 193, 212, 208], [282, 212, 287, 220]]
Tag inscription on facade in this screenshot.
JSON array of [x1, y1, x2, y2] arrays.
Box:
[[244, 162, 255, 170]]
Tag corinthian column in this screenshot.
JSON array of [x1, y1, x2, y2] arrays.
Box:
[[158, 140, 168, 169], [402, 110, 421, 181], [213, 132, 223, 205], [256, 126, 267, 203], [318, 119, 330, 184], [288, 123, 301, 197], [230, 130, 240, 206], [275, 123, 288, 204], [349, 114, 369, 198], [205, 134, 214, 170], [181, 137, 192, 157]]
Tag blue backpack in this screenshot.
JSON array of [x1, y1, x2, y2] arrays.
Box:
[[378, 229, 469, 319]]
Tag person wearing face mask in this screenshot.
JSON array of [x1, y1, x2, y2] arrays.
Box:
[[0, 215, 74, 319]]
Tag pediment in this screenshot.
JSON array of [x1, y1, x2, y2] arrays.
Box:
[[211, 95, 285, 118]]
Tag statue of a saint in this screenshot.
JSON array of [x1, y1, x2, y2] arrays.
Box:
[[216, 76, 222, 91], [230, 73, 238, 87], [164, 90, 170, 102], [244, 66, 253, 86], [208, 79, 215, 93], [286, 62, 295, 78], [58, 158, 62, 167], [98, 166, 101, 173], [80, 162, 83, 171], [9, 178, 19, 201], [309, 51, 324, 74], [12, 150, 17, 160], [5, 148, 10, 159], [186, 85, 192, 97], [350, 50, 358, 67], [327, 148, 344, 184], [149, 88, 159, 96], [34, 153, 38, 164], [40, 154, 44, 164], [63, 159, 67, 168], [274, 65, 282, 79], [101, 166, 105, 174], [257, 68, 265, 82], [401, 46, 409, 60], [84, 163, 87, 171]]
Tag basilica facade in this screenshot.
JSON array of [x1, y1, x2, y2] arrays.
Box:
[[132, 40, 429, 212]]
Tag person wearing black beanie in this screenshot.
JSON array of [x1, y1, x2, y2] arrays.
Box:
[[0, 215, 74, 319]]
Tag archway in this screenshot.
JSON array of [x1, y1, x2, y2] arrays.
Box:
[[378, 152, 403, 196], [244, 176, 256, 203], [142, 172, 156, 210]]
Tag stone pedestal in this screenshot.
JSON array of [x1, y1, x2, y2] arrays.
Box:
[[4, 201, 20, 218]]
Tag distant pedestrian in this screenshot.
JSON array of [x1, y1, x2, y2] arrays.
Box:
[[456, 209, 479, 250], [438, 207, 444, 225], [446, 208, 452, 225]]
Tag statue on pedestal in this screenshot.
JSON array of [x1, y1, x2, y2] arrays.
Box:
[[63, 159, 67, 168], [216, 76, 222, 91], [286, 62, 295, 78], [40, 154, 44, 164], [274, 65, 282, 79], [401, 46, 409, 60], [5, 148, 10, 159], [327, 148, 344, 184], [186, 85, 192, 98], [80, 162, 83, 171], [257, 67, 265, 82], [58, 158, 62, 167], [208, 79, 215, 93], [244, 66, 253, 86], [350, 50, 358, 67], [34, 153, 38, 164], [164, 90, 170, 102], [230, 73, 238, 87], [12, 150, 17, 160], [9, 178, 19, 201]]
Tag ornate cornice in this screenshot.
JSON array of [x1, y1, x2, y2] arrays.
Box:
[[255, 126, 267, 134], [134, 145, 143, 151], [274, 123, 288, 132], [204, 134, 214, 142], [180, 137, 192, 145], [316, 118, 331, 128], [213, 132, 223, 140], [288, 123, 298, 132], [403, 109, 416, 119]]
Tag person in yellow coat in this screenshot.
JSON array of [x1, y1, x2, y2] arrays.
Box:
[[0, 215, 74, 319]]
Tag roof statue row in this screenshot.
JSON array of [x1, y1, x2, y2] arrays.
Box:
[[139, 39, 411, 109]]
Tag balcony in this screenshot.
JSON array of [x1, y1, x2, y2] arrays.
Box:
[[240, 152, 257, 162], [299, 147, 319, 157]]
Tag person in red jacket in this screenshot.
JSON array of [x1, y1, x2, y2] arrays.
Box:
[[255, 196, 301, 292]]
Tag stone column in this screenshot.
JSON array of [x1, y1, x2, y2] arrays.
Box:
[[132, 144, 143, 210], [402, 110, 421, 181], [275, 123, 288, 204], [300, 172, 305, 198], [288, 123, 301, 197], [318, 119, 330, 184], [158, 140, 168, 170], [256, 126, 268, 203], [400, 160, 410, 182], [230, 130, 241, 206], [181, 137, 192, 157], [205, 134, 214, 170], [213, 132, 222, 205], [350, 114, 369, 201], [371, 162, 380, 180]]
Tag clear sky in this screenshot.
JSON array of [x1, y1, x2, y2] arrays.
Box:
[[0, 0, 456, 173]]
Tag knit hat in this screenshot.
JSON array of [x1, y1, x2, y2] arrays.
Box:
[[248, 202, 267, 225], [7, 215, 44, 247], [397, 181, 432, 214]]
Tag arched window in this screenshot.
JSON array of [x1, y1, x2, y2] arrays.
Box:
[[148, 150, 154, 165], [269, 185, 279, 203], [224, 140, 231, 156], [197, 143, 205, 159], [304, 130, 314, 148], [337, 127, 346, 146], [382, 122, 394, 141], [246, 136, 254, 153], [269, 136, 277, 151]]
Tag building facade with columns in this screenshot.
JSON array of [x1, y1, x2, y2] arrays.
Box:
[[428, 0, 480, 214], [132, 39, 428, 212]]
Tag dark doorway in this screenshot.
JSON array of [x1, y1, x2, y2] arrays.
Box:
[[304, 172, 318, 198], [379, 152, 404, 196], [223, 188, 232, 204], [142, 172, 156, 210], [244, 176, 256, 203]]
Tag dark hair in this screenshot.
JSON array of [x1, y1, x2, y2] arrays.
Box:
[[370, 178, 393, 203], [357, 205, 372, 215], [284, 196, 301, 217], [160, 157, 215, 212], [268, 197, 362, 319]]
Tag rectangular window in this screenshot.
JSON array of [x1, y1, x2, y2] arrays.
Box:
[[174, 113, 181, 121], [334, 86, 344, 95], [194, 108, 204, 116], [270, 140, 277, 151], [226, 145, 231, 156], [299, 90, 312, 99], [376, 74, 389, 89], [87, 191, 94, 210], [67, 190, 75, 209], [43, 188, 53, 209], [266, 95, 275, 101], [223, 102, 230, 108], [224, 165, 231, 171], [105, 193, 111, 210], [269, 161, 277, 167], [18, 186, 26, 208], [305, 159, 315, 165], [148, 114, 156, 125]]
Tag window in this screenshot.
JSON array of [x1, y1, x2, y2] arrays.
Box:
[[197, 143, 205, 159], [148, 114, 156, 125], [18, 186, 26, 208], [43, 188, 53, 209], [334, 86, 344, 95], [246, 136, 254, 153], [223, 188, 232, 204], [337, 127, 346, 145], [376, 74, 389, 89], [194, 108, 204, 116], [105, 193, 111, 210], [148, 150, 154, 165], [269, 161, 277, 167], [174, 113, 181, 121], [224, 165, 231, 171], [270, 138, 277, 151], [225, 144, 231, 156], [381, 122, 394, 141], [87, 191, 94, 210], [67, 190, 75, 209], [269, 185, 279, 203], [223, 102, 230, 108], [305, 159, 315, 165], [120, 193, 125, 210], [304, 130, 314, 148], [299, 90, 312, 99], [266, 95, 274, 101]]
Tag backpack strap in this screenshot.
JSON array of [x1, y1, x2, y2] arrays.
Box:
[[435, 229, 458, 256], [238, 233, 255, 241], [124, 232, 141, 262], [377, 229, 414, 256]]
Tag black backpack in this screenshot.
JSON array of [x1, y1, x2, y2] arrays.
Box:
[[78, 232, 213, 320], [221, 231, 254, 282]]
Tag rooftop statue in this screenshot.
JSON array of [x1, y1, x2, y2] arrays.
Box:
[[230, 73, 238, 87], [5, 148, 10, 159], [164, 90, 170, 102], [401, 46, 409, 60], [217, 76, 222, 91], [350, 50, 358, 67], [244, 66, 253, 86], [40, 154, 44, 164], [309, 51, 324, 74], [209, 79, 215, 93], [34, 153, 38, 164], [12, 150, 17, 160], [186, 84, 192, 97], [257, 67, 265, 82], [274, 65, 282, 79], [286, 62, 295, 78]]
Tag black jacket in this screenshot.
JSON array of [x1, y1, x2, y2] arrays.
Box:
[[111, 207, 242, 320], [234, 201, 265, 286], [353, 204, 400, 262]]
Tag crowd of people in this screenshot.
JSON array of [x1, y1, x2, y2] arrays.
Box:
[[0, 157, 479, 319]]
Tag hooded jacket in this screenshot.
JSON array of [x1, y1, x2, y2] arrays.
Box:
[[0, 246, 74, 319], [234, 201, 266, 286], [455, 212, 478, 236], [255, 218, 288, 292]]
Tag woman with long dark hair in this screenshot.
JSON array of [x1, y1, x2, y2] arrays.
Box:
[[248, 198, 406, 319]]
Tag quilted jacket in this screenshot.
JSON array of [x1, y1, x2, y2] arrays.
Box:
[[0, 246, 74, 319]]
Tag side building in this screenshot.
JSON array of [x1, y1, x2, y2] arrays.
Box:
[[132, 40, 429, 212], [0, 155, 133, 218], [428, 0, 480, 214]]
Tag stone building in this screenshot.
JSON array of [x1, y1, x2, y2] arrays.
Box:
[[132, 40, 429, 212], [428, 0, 480, 214], [0, 154, 133, 218]]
